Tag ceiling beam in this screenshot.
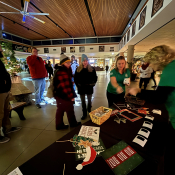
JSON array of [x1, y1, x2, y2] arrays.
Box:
[[84, 0, 96, 36]]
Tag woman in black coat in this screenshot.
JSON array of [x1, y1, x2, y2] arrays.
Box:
[[74, 54, 97, 120]]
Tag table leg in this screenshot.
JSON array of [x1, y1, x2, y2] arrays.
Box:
[[13, 106, 26, 120]]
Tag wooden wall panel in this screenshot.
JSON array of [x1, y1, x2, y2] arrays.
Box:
[[88, 0, 140, 36], [31, 0, 95, 38]]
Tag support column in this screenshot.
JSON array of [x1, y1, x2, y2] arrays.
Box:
[[127, 45, 134, 72], [120, 52, 124, 56], [52, 57, 55, 67]]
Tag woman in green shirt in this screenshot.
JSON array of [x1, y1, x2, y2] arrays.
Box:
[[107, 56, 130, 107]]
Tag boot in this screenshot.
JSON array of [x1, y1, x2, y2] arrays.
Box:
[[81, 104, 87, 120], [87, 104, 92, 113]]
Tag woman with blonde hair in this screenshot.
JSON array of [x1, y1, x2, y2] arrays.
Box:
[[107, 56, 130, 107], [129, 45, 175, 129], [74, 54, 97, 120]]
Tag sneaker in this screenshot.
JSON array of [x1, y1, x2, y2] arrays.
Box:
[[6, 127, 22, 134], [36, 104, 41, 108], [70, 122, 81, 127], [81, 115, 87, 120], [0, 136, 10, 143], [41, 100, 48, 104], [56, 124, 69, 130]]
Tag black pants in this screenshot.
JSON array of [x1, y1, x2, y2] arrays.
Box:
[[139, 78, 150, 90], [80, 94, 92, 115], [106, 91, 125, 108], [150, 75, 156, 86], [49, 72, 53, 79]]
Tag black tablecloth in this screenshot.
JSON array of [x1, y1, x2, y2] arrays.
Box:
[[19, 102, 169, 175]]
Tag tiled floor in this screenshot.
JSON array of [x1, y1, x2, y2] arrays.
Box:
[[0, 71, 159, 175]]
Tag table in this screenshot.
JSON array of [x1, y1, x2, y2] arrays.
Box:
[[11, 83, 32, 105], [19, 102, 169, 175]]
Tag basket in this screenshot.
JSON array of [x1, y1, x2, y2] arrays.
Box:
[[89, 106, 112, 125]]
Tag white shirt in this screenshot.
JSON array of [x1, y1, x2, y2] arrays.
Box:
[[140, 67, 153, 78]]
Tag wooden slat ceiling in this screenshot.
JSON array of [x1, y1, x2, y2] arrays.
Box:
[[88, 0, 140, 36], [31, 0, 95, 38], [0, 0, 140, 40], [0, 0, 69, 39]]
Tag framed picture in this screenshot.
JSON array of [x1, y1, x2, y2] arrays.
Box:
[[127, 29, 130, 42], [110, 47, 114, 52], [70, 47, 75, 53], [151, 0, 164, 17], [99, 46, 105, 52], [44, 48, 49, 53], [132, 21, 136, 37], [139, 6, 147, 30], [124, 35, 126, 45], [61, 47, 66, 53], [79, 46, 85, 52]]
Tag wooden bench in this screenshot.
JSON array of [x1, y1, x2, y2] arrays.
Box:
[[10, 102, 26, 120]]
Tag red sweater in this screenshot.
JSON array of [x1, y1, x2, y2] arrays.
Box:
[[27, 55, 47, 79]]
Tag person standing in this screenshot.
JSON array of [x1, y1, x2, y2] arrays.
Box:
[[47, 61, 53, 79], [0, 47, 21, 144], [27, 47, 47, 108], [74, 54, 97, 120], [105, 65, 109, 74], [139, 62, 153, 90], [71, 55, 79, 90], [106, 56, 130, 107], [53, 54, 81, 130], [150, 69, 157, 88]]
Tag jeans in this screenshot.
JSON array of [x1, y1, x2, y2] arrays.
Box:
[[32, 78, 46, 105], [72, 77, 76, 91]]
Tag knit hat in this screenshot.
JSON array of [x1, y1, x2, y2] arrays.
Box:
[[81, 54, 89, 62], [60, 54, 70, 65]]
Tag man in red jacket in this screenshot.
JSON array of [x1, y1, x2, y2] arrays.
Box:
[[27, 47, 47, 108]]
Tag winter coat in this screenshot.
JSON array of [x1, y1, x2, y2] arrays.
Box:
[[140, 67, 153, 78], [27, 55, 47, 79], [74, 67, 97, 95], [53, 65, 76, 100]]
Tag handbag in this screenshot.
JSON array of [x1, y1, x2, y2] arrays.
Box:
[[46, 78, 54, 98]]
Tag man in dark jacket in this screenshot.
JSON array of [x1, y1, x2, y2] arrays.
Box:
[[27, 47, 47, 108], [53, 54, 81, 130], [0, 47, 21, 144]]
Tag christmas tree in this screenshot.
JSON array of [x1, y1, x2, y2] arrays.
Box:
[[0, 41, 22, 75]]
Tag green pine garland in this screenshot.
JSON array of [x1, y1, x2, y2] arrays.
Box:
[[0, 41, 23, 74]]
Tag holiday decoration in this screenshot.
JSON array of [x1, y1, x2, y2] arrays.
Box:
[[0, 41, 22, 75]]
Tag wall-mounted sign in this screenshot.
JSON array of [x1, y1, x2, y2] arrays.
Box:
[[132, 21, 136, 37], [151, 0, 164, 17], [127, 29, 130, 42], [44, 48, 49, 53], [110, 47, 114, 52], [12, 44, 32, 53], [70, 47, 75, 53], [139, 6, 147, 30], [99, 46, 105, 52], [79, 46, 85, 52], [61, 47, 66, 53]]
